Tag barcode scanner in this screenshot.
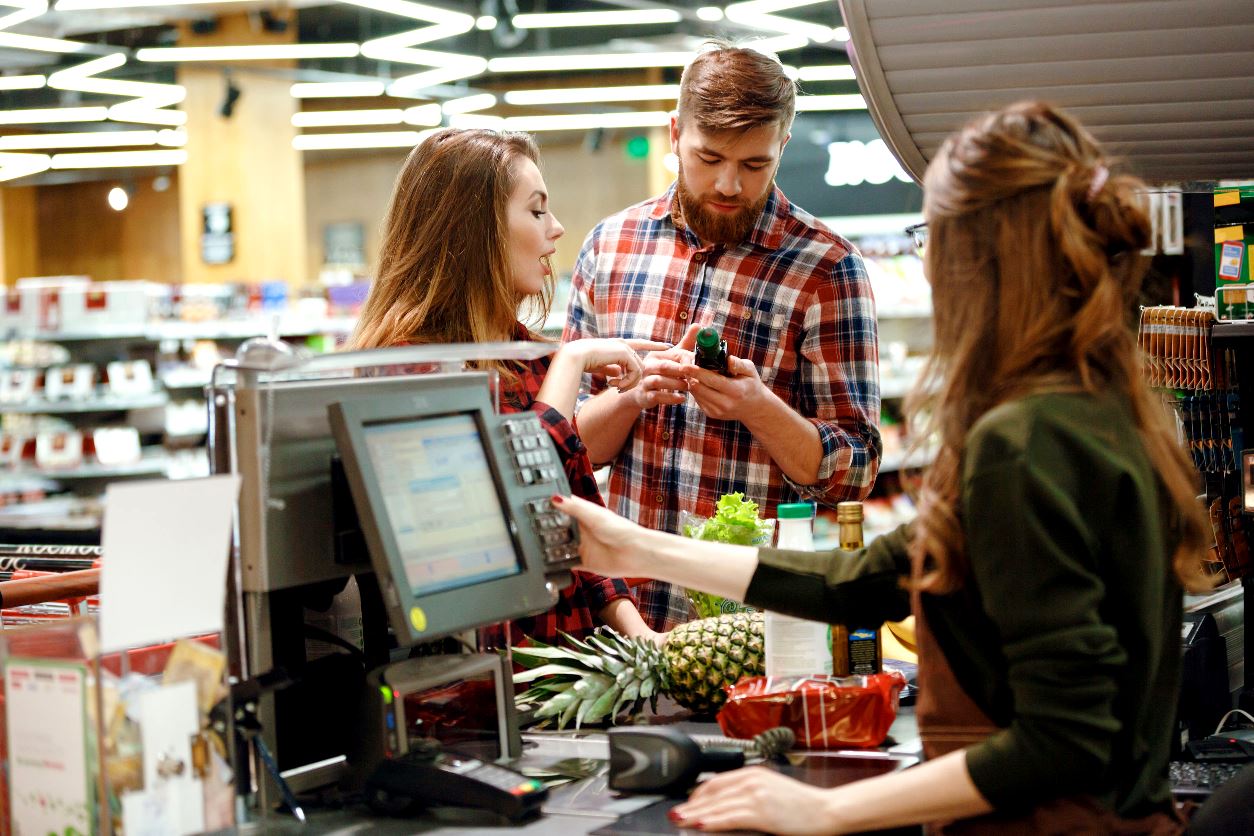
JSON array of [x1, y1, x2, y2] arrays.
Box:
[[607, 726, 795, 796]]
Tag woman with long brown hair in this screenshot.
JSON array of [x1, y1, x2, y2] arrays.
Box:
[[353, 127, 667, 647], [552, 101, 1210, 833]]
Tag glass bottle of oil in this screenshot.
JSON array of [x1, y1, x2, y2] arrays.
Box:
[[832, 501, 883, 676]]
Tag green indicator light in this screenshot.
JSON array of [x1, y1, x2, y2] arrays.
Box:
[[626, 135, 649, 159]]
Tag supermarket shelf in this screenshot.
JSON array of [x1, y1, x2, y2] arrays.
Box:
[[4, 315, 357, 343], [880, 448, 934, 473], [0, 449, 207, 483], [0, 392, 169, 414], [159, 368, 213, 390]]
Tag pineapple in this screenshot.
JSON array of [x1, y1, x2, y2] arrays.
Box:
[[513, 612, 764, 729]]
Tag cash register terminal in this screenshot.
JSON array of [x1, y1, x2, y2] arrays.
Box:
[[212, 350, 582, 822]]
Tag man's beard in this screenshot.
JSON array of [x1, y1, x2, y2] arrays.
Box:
[[675, 163, 772, 246]]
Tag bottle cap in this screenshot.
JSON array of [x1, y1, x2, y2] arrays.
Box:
[[776, 502, 814, 520], [836, 501, 863, 523], [696, 327, 720, 350]]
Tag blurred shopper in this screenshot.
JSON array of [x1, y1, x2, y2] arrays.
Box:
[[351, 127, 664, 647], [554, 101, 1209, 833], [566, 42, 881, 631]]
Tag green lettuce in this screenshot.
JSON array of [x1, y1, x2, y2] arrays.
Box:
[[695, 492, 773, 546]]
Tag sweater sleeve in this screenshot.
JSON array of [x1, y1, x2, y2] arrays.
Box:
[[961, 454, 1126, 808], [744, 522, 912, 626]]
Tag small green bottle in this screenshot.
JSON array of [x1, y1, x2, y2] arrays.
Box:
[[694, 326, 730, 375]]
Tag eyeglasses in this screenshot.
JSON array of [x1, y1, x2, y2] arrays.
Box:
[[905, 222, 928, 253]]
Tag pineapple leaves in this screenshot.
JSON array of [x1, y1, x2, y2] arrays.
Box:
[[513, 664, 587, 684]]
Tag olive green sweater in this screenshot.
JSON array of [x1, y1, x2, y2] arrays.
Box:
[[745, 391, 1181, 817]]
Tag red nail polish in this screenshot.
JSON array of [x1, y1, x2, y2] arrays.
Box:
[[551, 494, 564, 504], [667, 809, 681, 822], [693, 823, 706, 831]]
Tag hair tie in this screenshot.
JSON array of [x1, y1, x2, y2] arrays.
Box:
[[1087, 164, 1109, 201]]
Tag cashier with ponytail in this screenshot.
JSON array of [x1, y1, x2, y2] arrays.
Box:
[[351, 127, 664, 648], [555, 101, 1209, 834]]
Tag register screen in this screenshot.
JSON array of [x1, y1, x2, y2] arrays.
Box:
[[362, 413, 520, 596]]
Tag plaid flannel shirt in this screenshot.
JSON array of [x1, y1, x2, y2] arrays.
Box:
[[385, 325, 636, 649], [565, 185, 881, 631]]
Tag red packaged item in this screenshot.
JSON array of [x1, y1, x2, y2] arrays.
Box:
[[717, 672, 907, 749]]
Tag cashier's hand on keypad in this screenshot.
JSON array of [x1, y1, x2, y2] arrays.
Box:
[[560, 337, 669, 393], [551, 493, 650, 581]]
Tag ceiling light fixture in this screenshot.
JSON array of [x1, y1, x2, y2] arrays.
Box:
[[386, 59, 486, 97], [107, 185, 128, 211], [747, 34, 811, 54], [504, 84, 679, 106], [292, 108, 403, 128], [0, 129, 162, 150], [512, 9, 680, 28], [293, 130, 435, 151], [725, 0, 835, 44], [797, 64, 856, 82], [796, 93, 866, 111], [54, 0, 251, 7], [488, 51, 693, 73], [49, 54, 187, 127], [0, 0, 47, 30], [0, 107, 108, 124], [0, 152, 51, 182], [0, 74, 46, 90], [441, 93, 495, 115], [475, 14, 495, 30], [50, 149, 188, 169], [446, 113, 504, 130], [696, 7, 724, 21], [290, 81, 386, 98], [402, 103, 441, 125], [0, 31, 87, 53], [136, 44, 360, 62], [503, 110, 671, 133]]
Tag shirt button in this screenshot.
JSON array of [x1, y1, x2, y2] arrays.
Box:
[[678, 311, 688, 320], [693, 253, 704, 263], [661, 431, 671, 440], [656, 494, 665, 504]]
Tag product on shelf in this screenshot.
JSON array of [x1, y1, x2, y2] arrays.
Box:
[[43, 365, 95, 401]]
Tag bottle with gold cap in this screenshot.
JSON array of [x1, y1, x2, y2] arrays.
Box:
[[831, 501, 883, 676]]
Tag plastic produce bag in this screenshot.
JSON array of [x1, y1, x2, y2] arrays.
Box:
[[716, 672, 907, 749]]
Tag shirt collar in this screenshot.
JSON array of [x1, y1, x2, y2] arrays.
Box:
[[651, 182, 788, 251]]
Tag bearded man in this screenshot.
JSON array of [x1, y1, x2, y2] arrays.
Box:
[[564, 42, 882, 631]]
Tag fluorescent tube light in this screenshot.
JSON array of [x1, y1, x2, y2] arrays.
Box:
[[0, 130, 162, 150], [447, 114, 505, 130], [696, 7, 724, 22], [50, 149, 188, 168], [402, 104, 441, 125], [0, 0, 47, 30], [797, 65, 856, 82], [337, 0, 472, 26], [156, 128, 186, 146], [488, 52, 692, 73], [0, 153, 52, 183], [512, 10, 680, 28], [387, 60, 487, 97], [442, 93, 495, 115], [475, 15, 495, 30], [137, 44, 360, 62], [725, 1, 835, 43], [503, 111, 670, 132], [0, 31, 87, 53], [0, 107, 108, 124], [0, 75, 46, 91], [796, 94, 866, 111], [293, 130, 433, 151], [292, 109, 403, 128], [290, 81, 386, 98], [504, 84, 678, 106], [834, 26, 850, 42], [746, 34, 812, 54], [55, 0, 252, 8]]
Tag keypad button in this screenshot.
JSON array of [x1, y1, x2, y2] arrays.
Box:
[[518, 469, 535, 485]]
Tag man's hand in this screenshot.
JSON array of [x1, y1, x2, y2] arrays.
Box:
[[680, 354, 770, 423], [624, 323, 702, 410]]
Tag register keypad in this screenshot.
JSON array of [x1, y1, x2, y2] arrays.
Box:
[[526, 498, 579, 566], [501, 416, 559, 487]]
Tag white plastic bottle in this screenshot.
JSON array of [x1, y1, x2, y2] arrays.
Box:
[[763, 503, 833, 677]]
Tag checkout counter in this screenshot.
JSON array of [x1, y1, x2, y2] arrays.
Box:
[[207, 342, 920, 834]]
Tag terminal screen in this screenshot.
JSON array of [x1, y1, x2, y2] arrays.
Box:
[[362, 413, 520, 596]]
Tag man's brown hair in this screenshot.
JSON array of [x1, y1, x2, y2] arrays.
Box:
[[677, 41, 796, 134]]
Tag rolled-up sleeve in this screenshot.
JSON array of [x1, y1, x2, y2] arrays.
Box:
[[784, 251, 881, 505], [745, 522, 911, 625]]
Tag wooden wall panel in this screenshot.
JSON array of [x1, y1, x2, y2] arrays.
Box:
[[176, 11, 306, 285], [0, 186, 39, 286], [34, 176, 181, 282]]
